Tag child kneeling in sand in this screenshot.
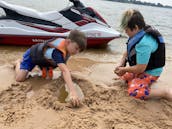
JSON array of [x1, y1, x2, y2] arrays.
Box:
[[114, 9, 172, 101], [14, 30, 87, 107]]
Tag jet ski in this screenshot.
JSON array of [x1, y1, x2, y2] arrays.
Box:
[[0, 0, 120, 47]]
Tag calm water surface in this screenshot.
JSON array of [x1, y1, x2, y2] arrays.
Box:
[[1, 0, 172, 55]]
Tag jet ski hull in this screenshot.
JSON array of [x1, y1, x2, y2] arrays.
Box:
[[0, 34, 117, 47], [0, 0, 121, 47]]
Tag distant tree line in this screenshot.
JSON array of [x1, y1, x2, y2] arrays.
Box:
[[106, 0, 172, 9]]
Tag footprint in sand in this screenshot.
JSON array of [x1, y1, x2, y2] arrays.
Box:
[[0, 60, 5, 66], [0, 65, 15, 92]]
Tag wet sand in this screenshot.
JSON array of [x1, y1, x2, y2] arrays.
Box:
[[0, 38, 172, 129]]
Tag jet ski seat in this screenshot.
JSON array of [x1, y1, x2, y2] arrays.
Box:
[[0, 1, 63, 21]]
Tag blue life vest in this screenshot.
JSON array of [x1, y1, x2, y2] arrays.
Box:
[[127, 25, 165, 70]]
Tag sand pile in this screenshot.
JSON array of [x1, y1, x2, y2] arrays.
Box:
[[0, 44, 172, 129]]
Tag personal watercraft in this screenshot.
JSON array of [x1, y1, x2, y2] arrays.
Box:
[[0, 0, 120, 47]]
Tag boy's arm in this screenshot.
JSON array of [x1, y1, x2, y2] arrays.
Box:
[[57, 63, 80, 107]]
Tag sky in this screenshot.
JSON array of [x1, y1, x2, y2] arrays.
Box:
[[140, 0, 172, 6]]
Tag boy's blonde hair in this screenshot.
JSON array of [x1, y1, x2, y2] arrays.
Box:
[[67, 30, 87, 52]]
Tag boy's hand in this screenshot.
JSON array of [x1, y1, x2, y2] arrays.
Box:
[[70, 91, 80, 107], [57, 63, 82, 107]]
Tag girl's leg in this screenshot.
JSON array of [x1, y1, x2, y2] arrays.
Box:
[[147, 86, 172, 101], [127, 74, 158, 100], [127, 78, 150, 99], [121, 72, 135, 82]]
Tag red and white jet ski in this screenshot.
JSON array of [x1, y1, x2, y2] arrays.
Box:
[[0, 0, 120, 47]]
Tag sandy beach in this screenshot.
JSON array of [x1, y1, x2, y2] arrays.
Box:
[[0, 37, 172, 129]]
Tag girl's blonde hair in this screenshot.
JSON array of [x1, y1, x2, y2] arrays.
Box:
[[120, 9, 145, 31], [120, 9, 134, 30]]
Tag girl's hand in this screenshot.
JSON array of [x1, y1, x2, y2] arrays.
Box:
[[114, 67, 126, 76]]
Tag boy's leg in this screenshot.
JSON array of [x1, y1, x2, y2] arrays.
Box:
[[15, 59, 29, 82], [14, 49, 35, 82]]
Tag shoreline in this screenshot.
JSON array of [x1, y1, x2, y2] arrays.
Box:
[[0, 38, 172, 129]]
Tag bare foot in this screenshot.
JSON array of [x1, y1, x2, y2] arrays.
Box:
[[166, 88, 172, 101], [163, 87, 172, 101]]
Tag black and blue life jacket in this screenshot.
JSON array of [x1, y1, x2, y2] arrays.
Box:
[[30, 38, 69, 68], [127, 25, 165, 70]]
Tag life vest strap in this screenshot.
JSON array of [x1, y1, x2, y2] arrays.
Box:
[[42, 67, 53, 79]]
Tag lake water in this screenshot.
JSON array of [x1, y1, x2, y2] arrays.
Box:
[[2, 0, 171, 43], [1, 0, 172, 55]]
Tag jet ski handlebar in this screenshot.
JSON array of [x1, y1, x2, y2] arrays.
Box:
[[69, 0, 85, 8]]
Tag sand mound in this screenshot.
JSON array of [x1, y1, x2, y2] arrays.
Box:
[[0, 45, 172, 129], [0, 73, 172, 129]]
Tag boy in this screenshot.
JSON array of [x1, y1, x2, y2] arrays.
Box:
[[114, 9, 172, 101], [14, 30, 87, 107]]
